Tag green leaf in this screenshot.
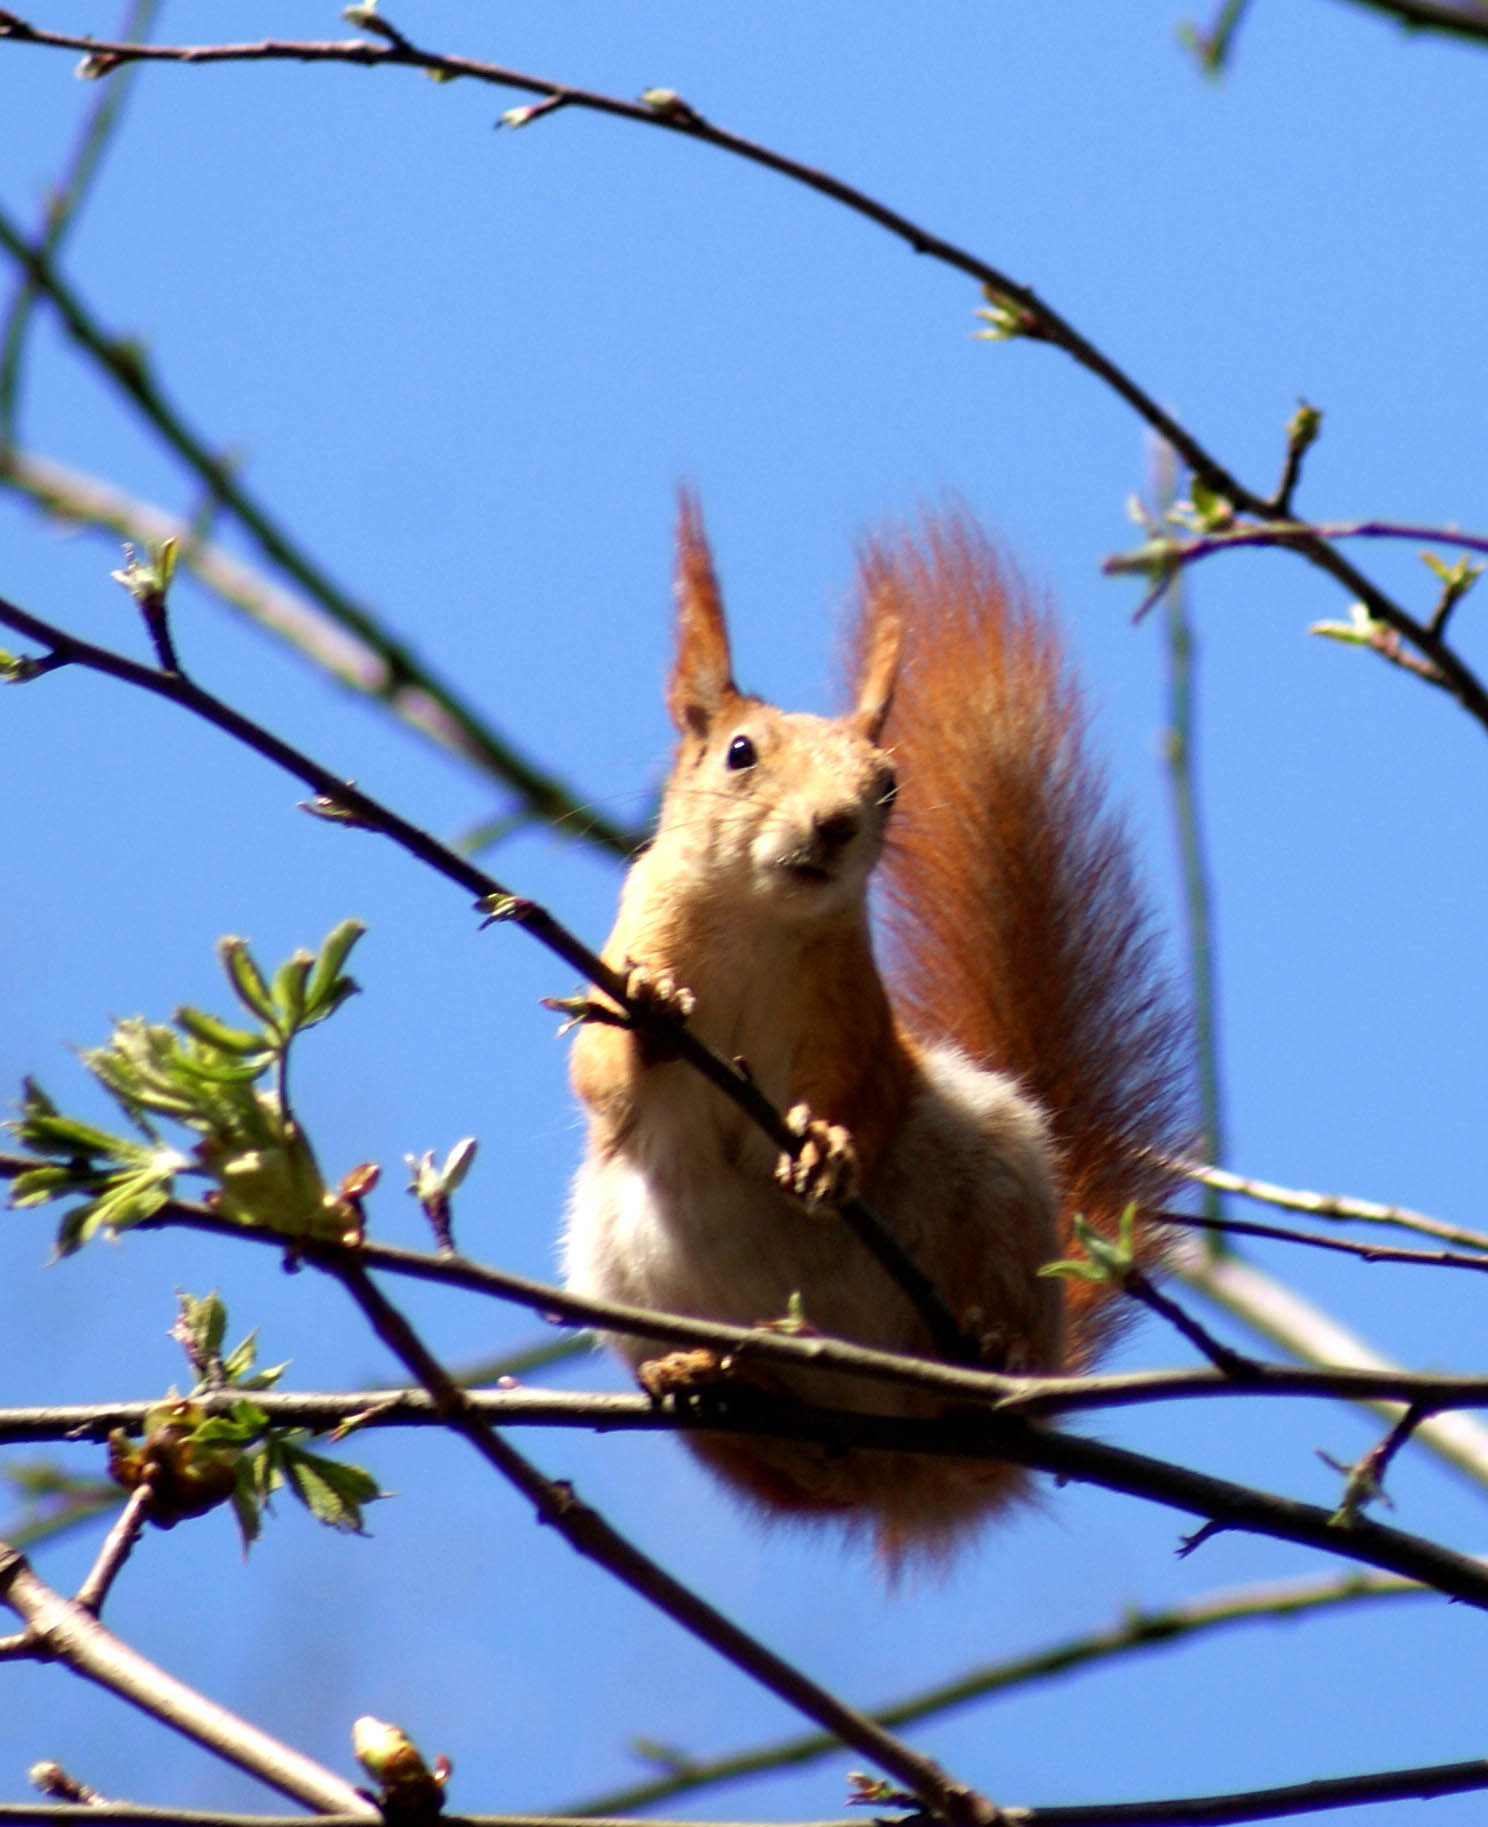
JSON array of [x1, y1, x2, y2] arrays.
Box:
[[1040, 1206, 1139, 1286], [54, 1178, 170, 1256], [218, 937, 278, 1027], [302, 918, 366, 1022], [176, 1290, 228, 1364], [271, 951, 313, 1032], [250, 1439, 284, 1504], [174, 1005, 271, 1058], [279, 1444, 382, 1534], [192, 1400, 269, 1448], [220, 1327, 259, 1385], [1309, 603, 1378, 646], [1038, 1255, 1108, 1283], [8, 1164, 100, 1208], [167, 1048, 273, 1088], [231, 1464, 263, 1553], [14, 1101, 143, 1164]]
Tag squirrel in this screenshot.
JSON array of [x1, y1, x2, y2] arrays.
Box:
[[562, 496, 1192, 1565]]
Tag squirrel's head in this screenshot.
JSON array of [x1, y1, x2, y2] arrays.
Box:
[[657, 494, 900, 924]]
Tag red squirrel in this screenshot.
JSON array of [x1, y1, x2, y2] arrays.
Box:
[[562, 498, 1191, 1563]]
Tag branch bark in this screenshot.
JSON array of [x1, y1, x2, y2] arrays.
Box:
[[0, 1544, 374, 1815]]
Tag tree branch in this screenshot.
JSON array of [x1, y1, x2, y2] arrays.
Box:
[[2, 15, 1484, 727], [0, 0, 156, 445], [1177, 1159, 1488, 1252], [8, 1743, 1488, 1826], [320, 1256, 999, 1827], [71, 1483, 151, 1614], [0, 205, 637, 858], [0, 1543, 374, 1814], [562, 1569, 1420, 1815], [14, 1176, 1488, 1429], [1326, 0, 1488, 49], [0, 446, 642, 851], [1159, 1207, 1488, 1275]]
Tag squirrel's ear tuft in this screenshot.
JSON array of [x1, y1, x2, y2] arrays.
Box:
[[851, 567, 901, 743], [669, 490, 739, 738]]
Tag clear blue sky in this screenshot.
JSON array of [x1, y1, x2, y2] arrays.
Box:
[[3, 3, 1487, 1822]]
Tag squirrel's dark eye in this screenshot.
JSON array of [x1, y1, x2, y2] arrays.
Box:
[[725, 734, 757, 772]]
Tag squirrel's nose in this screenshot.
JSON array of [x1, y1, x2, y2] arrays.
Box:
[[814, 810, 861, 857]]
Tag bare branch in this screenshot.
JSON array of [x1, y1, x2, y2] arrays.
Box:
[[0, 0, 156, 444], [563, 1569, 1421, 1815], [71, 1484, 150, 1615], [0, 1542, 374, 1814], [1159, 1208, 1488, 1275], [1177, 1159, 1488, 1252], [1325, 0, 1488, 49], [8, 1742, 1488, 1826], [1177, 1244, 1488, 1491]]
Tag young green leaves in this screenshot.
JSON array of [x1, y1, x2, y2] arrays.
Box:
[[7, 919, 365, 1253], [110, 1291, 383, 1550]]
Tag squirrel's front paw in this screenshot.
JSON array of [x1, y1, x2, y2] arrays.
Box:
[[637, 1347, 728, 1400], [623, 961, 697, 1024], [776, 1104, 859, 1211], [622, 961, 697, 1064]]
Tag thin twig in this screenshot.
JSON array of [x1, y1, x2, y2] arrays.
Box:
[[1109, 515, 1488, 638], [1176, 1159, 1488, 1252], [0, 0, 157, 446], [0, 1542, 375, 1814], [1176, 1244, 1488, 1492], [562, 1568, 1419, 1815], [11, 1742, 1488, 1827], [11, 1735, 1488, 1827], [1158, 1207, 1488, 1274], [0, 589, 968, 1364], [72, 1484, 150, 1614], [1327, 0, 1488, 49], [1120, 1267, 1257, 1376], [1325, 1401, 1434, 1524], [1180, 0, 1256, 75], [8, 1349, 1488, 1445], [1154, 448, 1225, 1232], [0, 1814, 867, 1827], [13, 1209, 1488, 1610], [16, 1174, 1488, 1426]]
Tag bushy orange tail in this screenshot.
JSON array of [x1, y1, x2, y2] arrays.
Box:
[[855, 515, 1194, 1367]]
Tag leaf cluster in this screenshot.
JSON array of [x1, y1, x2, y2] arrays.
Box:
[[6, 919, 365, 1253], [109, 1290, 384, 1550]]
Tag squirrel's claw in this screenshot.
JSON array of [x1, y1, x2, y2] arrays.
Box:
[[777, 1104, 859, 1211]]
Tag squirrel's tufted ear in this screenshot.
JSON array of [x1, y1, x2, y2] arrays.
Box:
[[669, 491, 739, 738], [851, 572, 901, 744]]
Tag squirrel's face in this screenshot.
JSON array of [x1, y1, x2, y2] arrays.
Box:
[[664, 702, 898, 923]]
